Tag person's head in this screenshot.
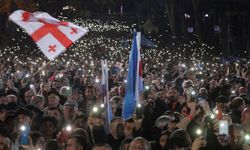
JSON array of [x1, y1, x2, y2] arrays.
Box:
[[52, 80, 61, 90], [0, 127, 12, 150], [85, 85, 96, 100], [24, 90, 35, 104], [48, 90, 61, 107], [41, 116, 57, 137], [182, 80, 194, 92], [229, 97, 245, 112], [63, 100, 78, 122], [180, 103, 190, 117], [17, 108, 33, 126], [238, 86, 247, 95], [129, 137, 150, 150], [241, 107, 250, 131], [111, 96, 123, 107], [40, 82, 49, 92], [110, 117, 125, 139], [66, 135, 88, 150], [47, 106, 63, 122], [158, 130, 171, 149], [124, 118, 135, 138], [155, 116, 171, 130], [6, 79, 14, 88], [168, 129, 192, 150], [120, 138, 133, 150], [71, 89, 81, 102], [60, 86, 72, 99], [83, 76, 93, 86], [198, 88, 208, 99], [215, 95, 228, 112], [156, 91, 165, 101], [73, 115, 88, 129], [6, 94, 17, 104], [30, 95, 45, 110], [147, 87, 156, 100], [229, 124, 244, 147], [92, 144, 112, 150], [167, 87, 178, 101], [30, 132, 45, 150], [209, 79, 219, 90]]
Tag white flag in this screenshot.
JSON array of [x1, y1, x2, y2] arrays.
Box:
[[9, 10, 88, 60]]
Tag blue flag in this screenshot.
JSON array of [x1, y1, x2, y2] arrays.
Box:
[[101, 60, 112, 132], [122, 32, 143, 119]]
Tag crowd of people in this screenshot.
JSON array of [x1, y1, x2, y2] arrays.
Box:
[[0, 56, 249, 150]]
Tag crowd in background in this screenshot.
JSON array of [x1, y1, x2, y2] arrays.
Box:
[[0, 58, 249, 150]]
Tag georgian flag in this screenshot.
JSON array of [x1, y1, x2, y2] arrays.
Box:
[[9, 10, 88, 60]]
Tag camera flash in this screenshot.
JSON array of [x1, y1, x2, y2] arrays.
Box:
[[145, 85, 150, 90]]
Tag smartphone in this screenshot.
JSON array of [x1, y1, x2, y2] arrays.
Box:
[[19, 124, 30, 145], [218, 120, 229, 135]]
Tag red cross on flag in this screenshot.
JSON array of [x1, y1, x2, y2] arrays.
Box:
[[9, 10, 88, 60]]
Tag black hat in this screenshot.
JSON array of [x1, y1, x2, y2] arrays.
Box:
[[17, 108, 33, 118], [216, 95, 227, 103], [229, 97, 244, 110], [48, 89, 60, 97]]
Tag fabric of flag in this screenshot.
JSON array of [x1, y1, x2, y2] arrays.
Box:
[[9, 10, 88, 60], [136, 32, 144, 104], [101, 60, 112, 132], [122, 32, 144, 120]]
